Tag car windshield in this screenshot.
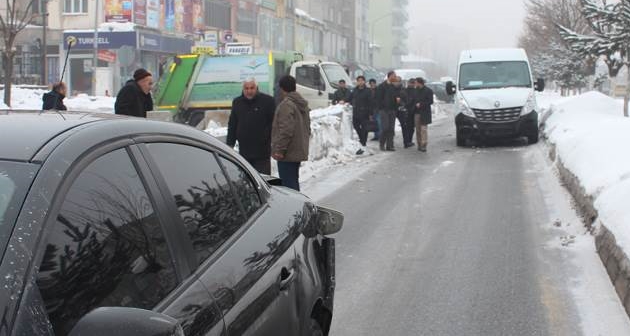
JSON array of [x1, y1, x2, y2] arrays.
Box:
[[459, 61, 532, 90], [0, 161, 38, 258], [323, 64, 352, 89]]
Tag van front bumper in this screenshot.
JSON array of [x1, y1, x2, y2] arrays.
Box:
[[455, 111, 538, 139]]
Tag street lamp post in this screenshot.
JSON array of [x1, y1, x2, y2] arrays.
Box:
[[92, 0, 100, 96], [41, 0, 48, 86], [369, 12, 393, 67]]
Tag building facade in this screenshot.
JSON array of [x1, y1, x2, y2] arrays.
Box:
[[368, 0, 408, 70]]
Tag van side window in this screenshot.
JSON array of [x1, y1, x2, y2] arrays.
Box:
[[145, 143, 246, 265], [295, 65, 321, 90], [37, 148, 178, 335]]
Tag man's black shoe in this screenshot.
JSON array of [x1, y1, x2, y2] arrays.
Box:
[[356, 149, 365, 155]]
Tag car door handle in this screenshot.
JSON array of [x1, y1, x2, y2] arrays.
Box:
[[279, 267, 296, 291]]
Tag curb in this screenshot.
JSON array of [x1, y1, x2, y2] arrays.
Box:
[[544, 137, 630, 317]]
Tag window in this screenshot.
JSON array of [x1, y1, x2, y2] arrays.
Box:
[[64, 0, 87, 13], [205, 0, 231, 30], [145, 143, 245, 264], [219, 157, 262, 218], [295, 65, 322, 90], [37, 149, 178, 335]]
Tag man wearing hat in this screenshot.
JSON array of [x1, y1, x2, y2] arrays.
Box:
[[115, 68, 154, 118]]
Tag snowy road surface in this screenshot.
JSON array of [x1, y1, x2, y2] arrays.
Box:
[[306, 109, 630, 336]]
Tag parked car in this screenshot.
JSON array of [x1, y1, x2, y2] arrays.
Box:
[[0, 111, 343, 336], [426, 82, 453, 103]]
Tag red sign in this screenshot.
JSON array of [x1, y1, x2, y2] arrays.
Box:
[[98, 50, 117, 63], [134, 0, 147, 26], [105, 0, 133, 23]]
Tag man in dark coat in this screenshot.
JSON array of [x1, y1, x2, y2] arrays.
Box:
[[403, 78, 420, 148], [227, 79, 276, 175], [42, 82, 68, 111], [349, 75, 373, 154], [375, 71, 400, 151], [114, 68, 154, 118], [415, 77, 434, 152], [332, 79, 352, 105], [368, 78, 380, 141]]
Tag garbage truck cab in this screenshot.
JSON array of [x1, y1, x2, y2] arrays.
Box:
[[446, 48, 545, 146]]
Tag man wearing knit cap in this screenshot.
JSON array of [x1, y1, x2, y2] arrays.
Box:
[[114, 68, 154, 118]]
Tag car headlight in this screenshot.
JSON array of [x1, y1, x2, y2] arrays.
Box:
[[457, 95, 475, 118], [521, 93, 537, 115]]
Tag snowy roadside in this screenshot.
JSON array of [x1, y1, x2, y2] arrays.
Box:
[[541, 91, 630, 317], [0, 87, 115, 113]]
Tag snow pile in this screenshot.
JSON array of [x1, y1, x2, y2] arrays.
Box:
[[205, 121, 228, 138], [543, 91, 630, 255], [0, 87, 115, 113]]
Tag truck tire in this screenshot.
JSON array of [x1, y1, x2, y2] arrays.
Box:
[[456, 128, 465, 147], [309, 319, 324, 336], [527, 127, 539, 145]]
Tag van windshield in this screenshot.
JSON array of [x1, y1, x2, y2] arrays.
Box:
[[459, 61, 532, 90]]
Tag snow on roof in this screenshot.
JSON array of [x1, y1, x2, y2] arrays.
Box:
[[401, 55, 437, 64], [294, 8, 325, 26], [459, 48, 528, 64], [64, 21, 136, 33]]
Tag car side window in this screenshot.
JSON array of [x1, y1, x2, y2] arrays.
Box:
[[36, 148, 178, 335], [145, 143, 246, 265], [219, 157, 263, 218], [296, 65, 321, 90]]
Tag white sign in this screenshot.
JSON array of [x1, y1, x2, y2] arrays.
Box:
[[225, 43, 253, 55], [204, 31, 219, 49]]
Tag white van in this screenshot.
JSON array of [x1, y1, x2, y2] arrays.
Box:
[[446, 48, 545, 146]]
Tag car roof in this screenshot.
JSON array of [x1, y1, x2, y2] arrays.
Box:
[[0, 110, 224, 162], [459, 48, 528, 64]]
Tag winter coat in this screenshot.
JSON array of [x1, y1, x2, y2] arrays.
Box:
[[42, 91, 67, 111], [417, 86, 434, 125], [271, 92, 311, 162], [404, 87, 420, 113], [375, 81, 399, 111], [227, 92, 276, 160], [332, 87, 352, 104], [114, 80, 153, 118], [350, 85, 373, 119]]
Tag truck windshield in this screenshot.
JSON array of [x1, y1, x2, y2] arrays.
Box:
[[322, 64, 352, 89], [0, 161, 38, 259], [459, 61, 532, 90]]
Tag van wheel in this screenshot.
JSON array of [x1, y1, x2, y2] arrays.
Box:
[[309, 318, 324, 336], [456, 128, 465, 147], [527, 127, 539, 145]]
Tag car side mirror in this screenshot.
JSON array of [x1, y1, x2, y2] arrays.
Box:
[[262, 174, 283, 186], [69, 307, 183, 336], [446, 81, 456, 95], [535, 78, 545, 92], [328, 92, 335, 101], [316, 206, 344, 235]]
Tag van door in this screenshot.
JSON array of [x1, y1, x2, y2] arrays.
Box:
[[292, 63, 329, 109]]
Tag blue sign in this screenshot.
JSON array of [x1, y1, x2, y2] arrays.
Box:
[[63, 31, 136, 50], [139, 32, 193, 54]]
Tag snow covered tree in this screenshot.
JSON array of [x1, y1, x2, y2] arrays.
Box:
[[558, 0, 630, 116], [0, 0, 38, 107]]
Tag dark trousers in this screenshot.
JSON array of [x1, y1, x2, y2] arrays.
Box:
[[403, 110, 416, 145], [379, 109, 396, 149], [372, 112, 381, 140], [277, 161, 301, 191], [353, 117, 369, 146], [246, 157, 271, 175]]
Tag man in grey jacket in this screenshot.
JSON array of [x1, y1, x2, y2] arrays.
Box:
[[271, 75, 311, 191]]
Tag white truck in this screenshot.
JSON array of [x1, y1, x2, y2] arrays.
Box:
[[445, 48, 545, 146]]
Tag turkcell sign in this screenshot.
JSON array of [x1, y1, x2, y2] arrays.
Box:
[[63, 31, 136, 50]]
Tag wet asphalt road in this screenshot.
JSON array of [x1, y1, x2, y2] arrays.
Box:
[[316, 112, 588, 336]]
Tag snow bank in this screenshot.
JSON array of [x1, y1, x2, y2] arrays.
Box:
[[543, 91, 630, 255], [0, 87, 115, 113]]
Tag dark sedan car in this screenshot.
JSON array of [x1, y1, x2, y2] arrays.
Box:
[[0, 111, 342, 336]]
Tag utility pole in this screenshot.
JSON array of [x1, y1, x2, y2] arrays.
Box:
[[41, 0, 48, 86], [92, 0, 100, 96]]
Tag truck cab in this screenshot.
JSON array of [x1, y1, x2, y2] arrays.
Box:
[[291, 61, 353, 110], [446, 48, 545, 146]]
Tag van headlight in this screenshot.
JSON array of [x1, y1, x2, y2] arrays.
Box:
[[521, 93, 537, 115], [457, 95, 475, 118]]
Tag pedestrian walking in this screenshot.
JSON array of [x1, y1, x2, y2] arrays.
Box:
[[42, 82, 68, 111], [350, 75, 373, 155], [332, 79, 352, 105], [114, 68, 154, 118], [392, 76, 409, 148], [368, 78, 381, 141], [271, 75, 311, 191], [415, 77, 434, 152], [227, 79, 276, 175], [375, 71, 400, 151], [403, 78, 420, 148]]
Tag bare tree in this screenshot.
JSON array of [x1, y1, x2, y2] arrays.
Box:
[[0, 0, 38, 107]]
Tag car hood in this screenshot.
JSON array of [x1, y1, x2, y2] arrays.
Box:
[[460, 87, 532, 109]]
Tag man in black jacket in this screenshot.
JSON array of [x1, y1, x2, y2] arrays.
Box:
[[376, 71, 399, 151], [114, 68, 154, 118], [332, 79, 352, 105], [350, 75, 372, 154], [227, 79, 276, 174], [415, 77, 434, 152], [403, 78, 420, 148], [42, 82, 68, 111]]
